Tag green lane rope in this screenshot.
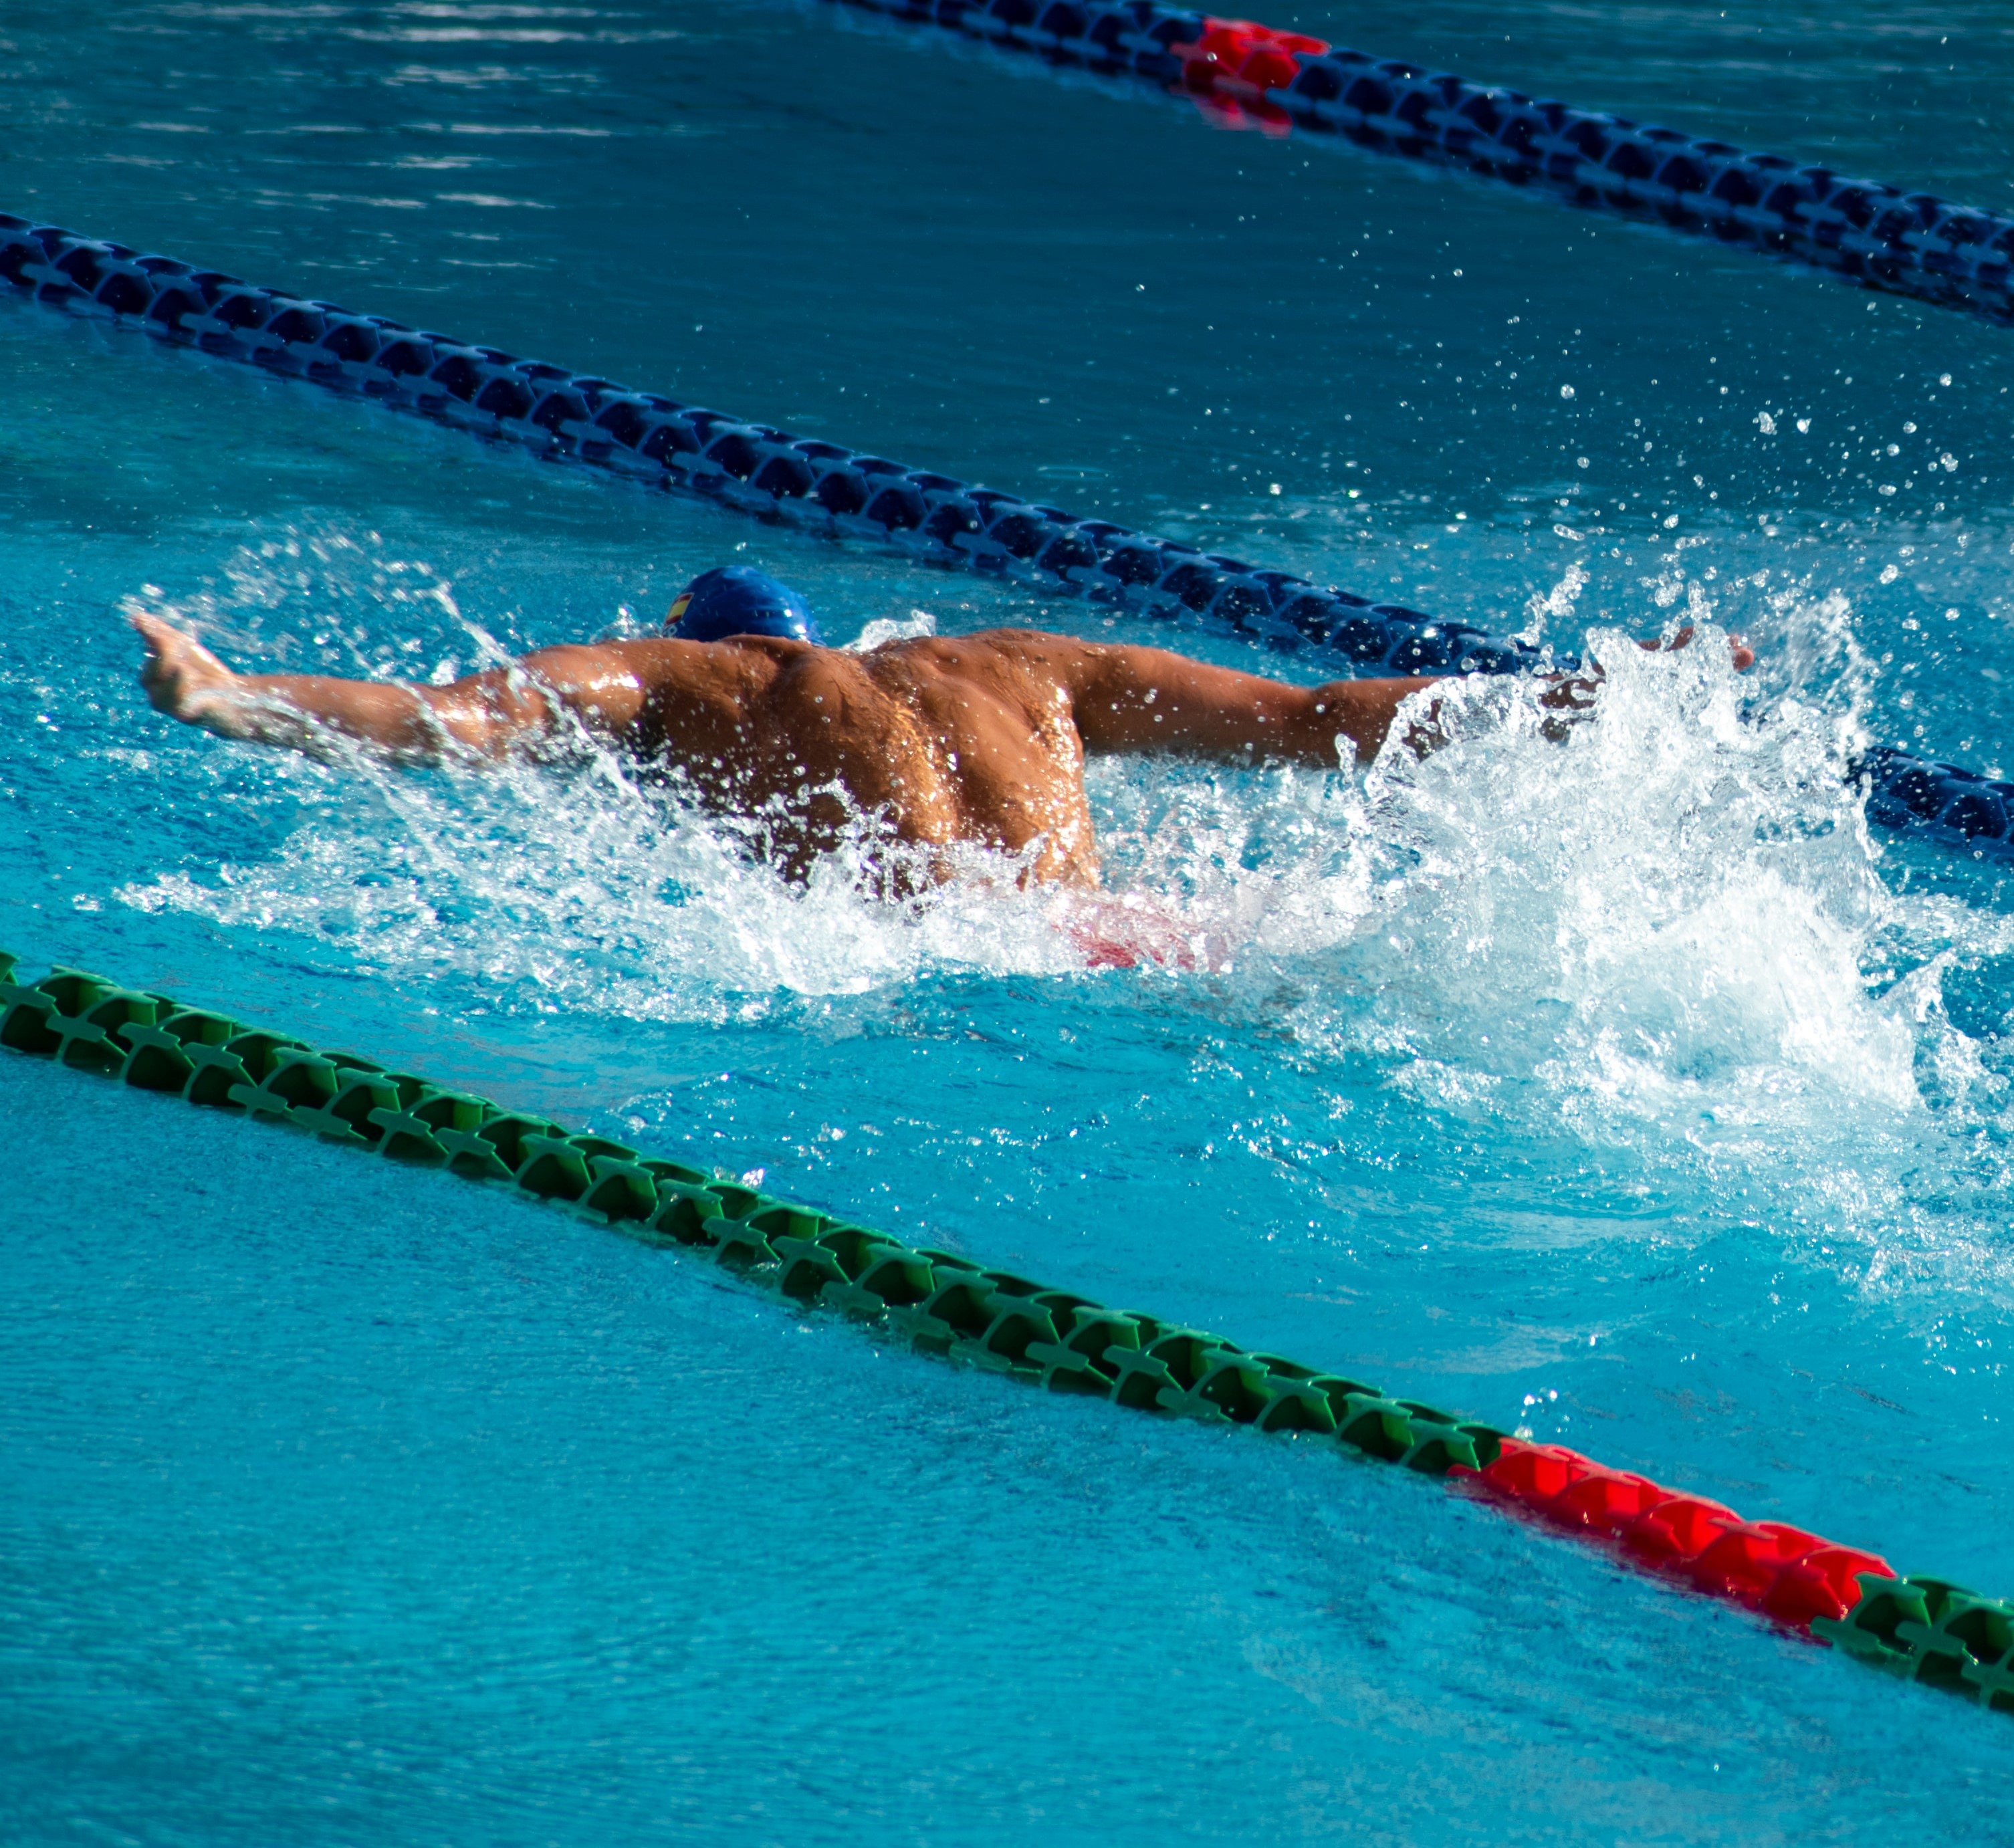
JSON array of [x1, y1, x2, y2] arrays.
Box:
[[1, 947, 2007, 1717]]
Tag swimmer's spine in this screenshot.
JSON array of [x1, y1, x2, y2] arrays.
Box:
[[3, 214, 2005, 859], [5, 945, 2009, 1717], [829, 1, 2014, 326]]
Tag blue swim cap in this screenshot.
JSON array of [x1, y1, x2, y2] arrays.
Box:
[[665, 566, 821, 645]]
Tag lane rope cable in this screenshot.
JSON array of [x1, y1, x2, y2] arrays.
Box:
[[1, 213, 2004, 861], [826, 0, 2014, 328], [1, 947, 2008, 1718]]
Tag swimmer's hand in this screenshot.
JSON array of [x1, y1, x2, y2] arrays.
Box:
[[132, 608, 421, 755], [1538, 625, 1753, 737], [132, 611, 271, 740]]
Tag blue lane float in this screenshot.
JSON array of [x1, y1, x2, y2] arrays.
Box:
[[0, 215, 1532, 681], [1, 213, 2003, 862], [1855, 747, 2014, 860], [827, 0, 2014, 328]]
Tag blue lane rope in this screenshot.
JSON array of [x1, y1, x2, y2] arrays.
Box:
[[828, 0, 2014, 328], [1854, 747, 2014, 860], [0, 217, 1534, 681], [2, 214, 2004, 860]]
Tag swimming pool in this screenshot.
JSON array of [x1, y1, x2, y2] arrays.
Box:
[[3, 1, 2013, 1841]]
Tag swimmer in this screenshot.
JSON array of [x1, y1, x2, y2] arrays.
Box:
[[131, 564, 1748, 889]]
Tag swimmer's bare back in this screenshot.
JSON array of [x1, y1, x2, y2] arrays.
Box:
[[131, 612, 1445, 886]]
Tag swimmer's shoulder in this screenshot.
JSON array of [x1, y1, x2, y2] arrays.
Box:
[[566, 636, 802, 715]]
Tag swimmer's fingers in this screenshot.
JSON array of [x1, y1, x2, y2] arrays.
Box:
[[1535, 671, 1602, 747], [129, 610, 242, 723], [130, 607, 185, 679], [1397, 694, 1449, 758], [1537, 677, 1604, 746], [1537, 627, 1754, 742], [1537, 673, 1602, 712]]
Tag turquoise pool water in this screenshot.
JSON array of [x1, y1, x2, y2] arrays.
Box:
[[3, 2, 2013, 1841]]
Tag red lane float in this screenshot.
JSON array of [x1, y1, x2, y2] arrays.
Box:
[[1467, 1438, 1894, 1630], [1169, 17, 1329, 134]]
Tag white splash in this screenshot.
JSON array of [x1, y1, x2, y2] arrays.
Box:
[[111, 533, 2013, 1272], [846, 608, 938, 652]]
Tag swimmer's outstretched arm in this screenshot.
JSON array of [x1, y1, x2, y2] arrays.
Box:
[[131, 613, 653, 762], [1013, 626, 1753, 766], [1003, 633, 1436, 767]]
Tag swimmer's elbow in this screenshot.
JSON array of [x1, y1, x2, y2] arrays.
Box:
[[412, 664, 574, 761]]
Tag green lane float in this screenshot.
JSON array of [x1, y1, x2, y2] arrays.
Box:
[[2, 947, 2007, 1717]]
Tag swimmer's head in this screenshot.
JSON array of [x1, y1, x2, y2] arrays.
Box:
[[665, 566, 822, 645]]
